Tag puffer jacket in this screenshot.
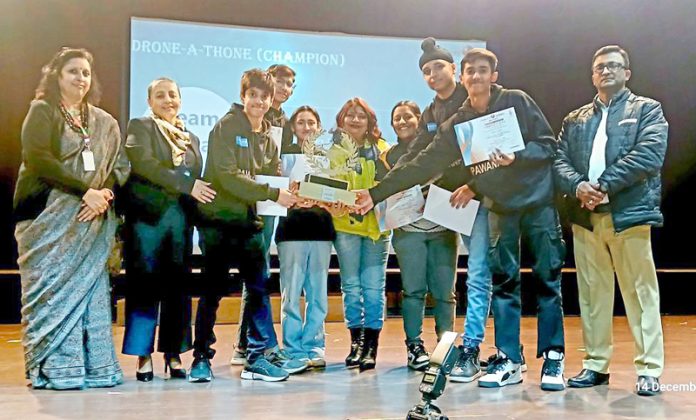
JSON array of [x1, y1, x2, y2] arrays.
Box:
[[554, 88, 668, 232]]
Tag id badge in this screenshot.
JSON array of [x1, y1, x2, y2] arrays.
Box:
[[82, 150, 96, 172]]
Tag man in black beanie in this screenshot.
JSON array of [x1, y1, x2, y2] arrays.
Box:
[[357, 48, 566, 391], [385, 38, 495, 383]]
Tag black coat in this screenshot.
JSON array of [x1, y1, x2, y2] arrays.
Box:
[[123, 117, 203, 224], [14, 99, 129, 222]]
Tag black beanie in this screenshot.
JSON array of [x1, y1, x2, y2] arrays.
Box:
[[419, 37, 454, 69]]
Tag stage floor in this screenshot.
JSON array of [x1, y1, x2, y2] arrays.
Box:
[[1, 316, 695, 419]]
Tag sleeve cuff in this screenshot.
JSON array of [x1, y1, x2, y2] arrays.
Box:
[[269, 187, 280, 202]]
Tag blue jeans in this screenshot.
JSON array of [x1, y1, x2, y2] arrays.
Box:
[[392, 229, 458, 343], [278, 241, 332, 358], [123, 204, 192, 356], [459, 206, 492, 349], [334, 232, 390, 330]]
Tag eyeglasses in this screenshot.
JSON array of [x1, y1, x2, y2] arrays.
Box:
[[592, 62, 626, 74]]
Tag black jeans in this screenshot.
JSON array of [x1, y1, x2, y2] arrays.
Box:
[[235, 215, 276, 350], [193, 225, 278, 363], [488, 204, 566, 362], [122, 204, 193, 356]]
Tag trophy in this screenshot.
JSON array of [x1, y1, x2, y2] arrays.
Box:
[[295, 129, 359, 207]]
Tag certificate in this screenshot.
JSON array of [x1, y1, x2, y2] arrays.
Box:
[[255, 175, 289, 216], [374, 185, 425, 232], [453, 107, 526, 166], [269, 126, 283, 158], [422, 185, 480, 236]]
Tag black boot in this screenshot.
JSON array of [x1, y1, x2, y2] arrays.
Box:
[[345, 328, 364, 368], [359, 328, 380, 371]]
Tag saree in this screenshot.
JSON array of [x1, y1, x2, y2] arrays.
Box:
[[15, 104, 129, 389]]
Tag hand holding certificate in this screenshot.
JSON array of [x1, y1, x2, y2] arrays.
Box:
[[374, 185, 425, 232], [454, 107, 526, 166], [255, 175, 290, 216], [422, 185, 479, 236]]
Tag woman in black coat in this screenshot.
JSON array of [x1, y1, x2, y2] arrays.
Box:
[[122, 77, 216, 381]]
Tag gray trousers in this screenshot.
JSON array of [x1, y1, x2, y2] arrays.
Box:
[[392, 229, 458, 344]]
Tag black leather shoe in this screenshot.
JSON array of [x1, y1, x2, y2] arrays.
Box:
[[636, 375, 661, 396], [567, 369, 610, 388]]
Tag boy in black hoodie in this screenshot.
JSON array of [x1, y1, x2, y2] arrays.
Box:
[[356, 49, 566, 391], [190, 69, 299, 383], [232, 64, 298, 367]]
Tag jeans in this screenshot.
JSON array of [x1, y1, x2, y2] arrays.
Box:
[[193, 226, 278, 363], [236, 215, 277, 350], [278, 241, 332, 358], [334, 232, 390, 330], [459, 206, 493, 349], [122, 204, 192, 356], [488, 204, 566, 362], [392, 229, 458, 343]]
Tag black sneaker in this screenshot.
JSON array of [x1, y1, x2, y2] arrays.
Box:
[[406, 342, 430, 370], [450, 346, 482, 383], [188, 357, 213, 383]]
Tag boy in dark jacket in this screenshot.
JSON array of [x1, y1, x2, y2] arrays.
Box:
[[232, 64, 298, 367], [356, 48, 566, 391], [190, 69, 299, 383]]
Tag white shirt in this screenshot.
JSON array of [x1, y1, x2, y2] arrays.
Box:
[[588, 101, 610, 204]]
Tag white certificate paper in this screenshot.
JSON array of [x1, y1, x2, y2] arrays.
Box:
[[269, 126, 283, 158], [422, 185, 480, 236], [453, 107, 526, 166], [255, 175, 289, 216], [374, 185, 425, 232]]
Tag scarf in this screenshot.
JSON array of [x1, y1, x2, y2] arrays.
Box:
[[149, 112, 191, 166]]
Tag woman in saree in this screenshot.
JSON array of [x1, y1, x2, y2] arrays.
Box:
[[13, 47, 129, 390]]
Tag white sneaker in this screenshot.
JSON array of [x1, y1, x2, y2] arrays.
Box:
[[478, 353, 523, 388], [540, 350, 566, 391]]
